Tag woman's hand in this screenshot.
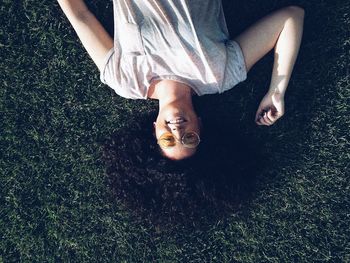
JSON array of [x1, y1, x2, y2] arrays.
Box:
[[255, 91, 285, 126]]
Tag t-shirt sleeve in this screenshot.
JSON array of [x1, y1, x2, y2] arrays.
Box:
[[222, 40, 247, 92], [100, 47, 119, 90]]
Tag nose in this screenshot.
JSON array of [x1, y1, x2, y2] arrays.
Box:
[[171, 127, 183, 141]]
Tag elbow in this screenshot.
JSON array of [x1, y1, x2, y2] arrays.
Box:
[[75, 9, 92, 23], [57, 0, 91, 22], [286, 5, 305, 19]]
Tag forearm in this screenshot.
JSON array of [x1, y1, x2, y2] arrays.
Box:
[[57, 0, 113, 71], [268, 7, 305, 96]]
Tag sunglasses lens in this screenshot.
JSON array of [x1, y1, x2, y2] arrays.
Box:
[[158, 133, 176, 148], [182, 132, 200, 148]]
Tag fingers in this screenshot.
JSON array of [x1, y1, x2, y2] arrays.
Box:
[[255, 108, 267, 123], [266, 110, 275, 124], [256, 114, 271, 126], [256, 110, 277, 126]]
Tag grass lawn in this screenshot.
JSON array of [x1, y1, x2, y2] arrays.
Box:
[[0, 0, 349, 262]]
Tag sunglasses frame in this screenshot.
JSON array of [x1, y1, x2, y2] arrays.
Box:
[[157, 131, 201, 149]]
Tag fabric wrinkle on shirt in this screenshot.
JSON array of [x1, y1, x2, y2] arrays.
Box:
[[100, 0, 247, 99]]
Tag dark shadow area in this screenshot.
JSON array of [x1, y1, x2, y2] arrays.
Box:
[[102, 109, 267, 229], [96, 0, 301, 230], [97, 0, 345, 231]]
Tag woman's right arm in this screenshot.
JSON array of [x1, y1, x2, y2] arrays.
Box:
[[57, 0, 113, 71]]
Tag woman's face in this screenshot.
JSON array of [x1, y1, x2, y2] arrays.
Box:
[[153, 105, 201, 160]]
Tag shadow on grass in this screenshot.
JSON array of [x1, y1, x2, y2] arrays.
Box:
[[96, 0, 327, 230], [102, 110, 266, 229]]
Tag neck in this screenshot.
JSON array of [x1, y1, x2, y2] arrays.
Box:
[[149, 79, 194, 109]]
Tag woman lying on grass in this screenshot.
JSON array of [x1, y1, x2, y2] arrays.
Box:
[[58, 0, 304, 160]]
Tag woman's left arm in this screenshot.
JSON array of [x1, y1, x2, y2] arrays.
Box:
[[234, 6, 305, 126]]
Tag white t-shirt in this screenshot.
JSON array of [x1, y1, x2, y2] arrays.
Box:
[[100, 0, 247, 99]]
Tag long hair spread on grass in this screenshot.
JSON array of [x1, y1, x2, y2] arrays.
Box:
[[102, 112, 264, 224]]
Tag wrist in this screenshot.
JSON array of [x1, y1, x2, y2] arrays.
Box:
[[268, 87, 285, 98]]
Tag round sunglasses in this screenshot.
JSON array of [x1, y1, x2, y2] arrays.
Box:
[[157, 131, 200, 149]]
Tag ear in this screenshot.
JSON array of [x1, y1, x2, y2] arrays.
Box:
[[153, 122, 157, 138]]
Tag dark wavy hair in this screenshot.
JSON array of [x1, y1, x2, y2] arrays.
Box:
[[102, 111, 264, 225]]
